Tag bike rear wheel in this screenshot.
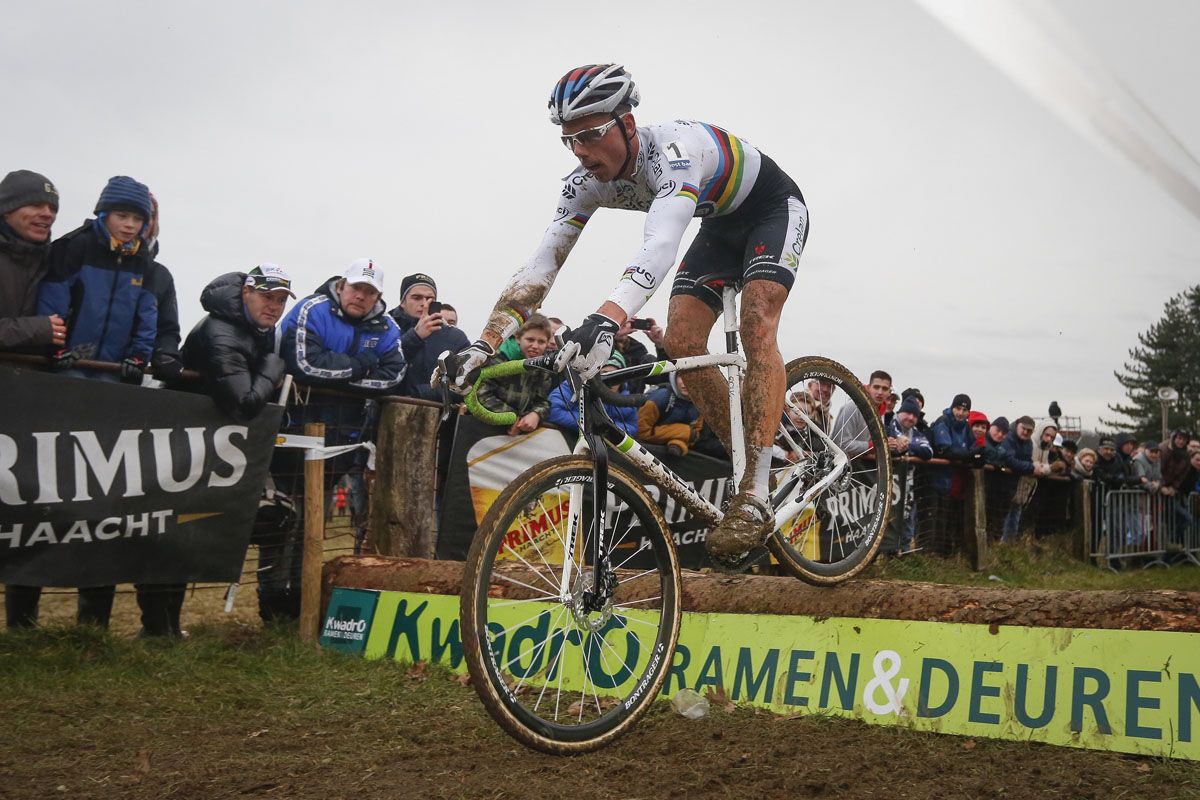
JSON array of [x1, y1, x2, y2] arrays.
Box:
[[768, 356, 891, 585], [460, 454, 682, 754]]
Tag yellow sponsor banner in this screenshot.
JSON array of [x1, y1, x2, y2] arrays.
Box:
[[465, 428, 573, 563], [350, 589, 1200, 760]]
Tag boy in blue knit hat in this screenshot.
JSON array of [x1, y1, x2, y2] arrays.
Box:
[[37, 176, 159, 386], [31, 176, 162, 630]]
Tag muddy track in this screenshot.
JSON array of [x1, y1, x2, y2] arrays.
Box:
[[323, 555, 1200, 631]]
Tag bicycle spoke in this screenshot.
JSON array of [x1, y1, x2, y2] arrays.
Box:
[[613, 597, 662, 610], [615, 566, 657, 586], [492, 568, 560, 598], [527, 604, 570, 718], [613, 539, 652, 572]]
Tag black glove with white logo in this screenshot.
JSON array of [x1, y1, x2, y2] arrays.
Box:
[[555, 313, 619, 381], [120, 356, 148, 384], [434, 339, 495, 394]]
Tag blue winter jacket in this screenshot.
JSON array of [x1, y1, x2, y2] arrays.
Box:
[[1000, 430, 1036, 475], [280, 277, 405, 392], [929, 408, 974, 461], [36, 220, 157, 362], [642, 385, 700, 427], [547, 379, 638, 437], [887, 418, 933, 460]]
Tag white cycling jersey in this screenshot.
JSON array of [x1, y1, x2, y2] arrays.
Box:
[[487, 120, 773, 337]]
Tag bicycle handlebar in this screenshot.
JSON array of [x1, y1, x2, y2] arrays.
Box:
[[458, 354, 648, 428]]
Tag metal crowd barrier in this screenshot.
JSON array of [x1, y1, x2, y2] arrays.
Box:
[[1089, 489, 1200, 570]]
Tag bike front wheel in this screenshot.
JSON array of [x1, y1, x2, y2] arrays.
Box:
[[768, 356, 892, 585], [460, 454, 682, 754]]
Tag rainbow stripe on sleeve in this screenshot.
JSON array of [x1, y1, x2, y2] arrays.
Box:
[[565, 212, 590, 230], [501, 304, 532, 327], [675, 183, 700, 203], [698, 124, 745, 214]]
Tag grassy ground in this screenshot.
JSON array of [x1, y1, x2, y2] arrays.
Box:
[[862, 535, 1200, 591], [5, 531, 1198, 798], [3, 623, 1198, 800]]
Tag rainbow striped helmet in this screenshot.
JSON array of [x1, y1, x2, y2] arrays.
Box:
[[548, 64, 640, 125]]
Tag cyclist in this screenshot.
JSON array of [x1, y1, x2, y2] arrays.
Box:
[[438, 64, 809, 561]]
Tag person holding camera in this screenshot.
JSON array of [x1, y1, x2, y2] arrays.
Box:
[[389, 272, 469, 398], [613, 314, 668, 394]]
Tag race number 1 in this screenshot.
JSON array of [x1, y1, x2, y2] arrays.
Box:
[[665, 140, 691, 168]]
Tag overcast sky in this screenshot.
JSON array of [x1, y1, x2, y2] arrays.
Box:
[[4, 0, 1198, 429]]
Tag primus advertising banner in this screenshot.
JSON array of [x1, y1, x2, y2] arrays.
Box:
[[436, 416, 732, 567], [0, 365, 283, 586], [339, 589, 1200, 761]]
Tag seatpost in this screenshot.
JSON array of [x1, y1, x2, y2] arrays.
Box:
[[722, 286, 747, 489]]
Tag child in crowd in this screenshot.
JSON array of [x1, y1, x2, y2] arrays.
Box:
[[477, 314, 555, 436], [546, 351, 638, 436], [967, 411, 989, 447], [637, 371, 703, 457], [774, 389, 818, 464], [37, 175, 158, 383]]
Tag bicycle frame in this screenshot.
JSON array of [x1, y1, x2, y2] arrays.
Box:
[[558, 287, 851, 603]]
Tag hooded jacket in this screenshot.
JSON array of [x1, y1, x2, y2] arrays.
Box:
[[1132, 450, 1163, 490], [887, 416, 933, 460], [145, 260, 181, 367], [36, 220, 157, 362], [280, 277, 405, 392], [1160, 430, 1192, 490], [1093, 449, 1136, 488], [929, 407, 974, 461], [181, 272, 285, 420], [547, 378, 638, 437], [388, 305, 469, 399], [0, 218, 54, 350]]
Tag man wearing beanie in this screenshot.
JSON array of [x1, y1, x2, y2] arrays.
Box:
[[928, 393, 975, 500], [888, 395, 933, 459], [387, 271, 468, 398], [0, 169, 66, 353], [983, 416, 1010, 468], [37, 175, 158, 385], [2, 169, 67, 628]]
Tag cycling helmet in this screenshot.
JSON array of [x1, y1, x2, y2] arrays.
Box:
[[549, 64, 640, 124]]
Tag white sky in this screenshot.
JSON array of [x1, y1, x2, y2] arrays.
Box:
[[4, 0, 1198, 428]]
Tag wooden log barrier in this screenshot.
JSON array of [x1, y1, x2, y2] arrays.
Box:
[[322, 555, 1200, 633]]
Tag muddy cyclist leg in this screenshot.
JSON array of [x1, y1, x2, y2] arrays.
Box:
[[738, 280, 788, 496], [664, 294, 731, 454]]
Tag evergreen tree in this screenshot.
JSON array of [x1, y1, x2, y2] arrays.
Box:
[[1103, 285, 1200, 439]]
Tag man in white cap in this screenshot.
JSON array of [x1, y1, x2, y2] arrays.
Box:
[[279, 258, 405, 392]]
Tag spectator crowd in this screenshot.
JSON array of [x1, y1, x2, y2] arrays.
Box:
[[4, 169, 1200, 632]]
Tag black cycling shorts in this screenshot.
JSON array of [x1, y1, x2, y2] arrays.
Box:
[[671, 193, 809, 312]]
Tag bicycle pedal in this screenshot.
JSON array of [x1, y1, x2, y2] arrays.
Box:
[[708, 545, 770, 575]]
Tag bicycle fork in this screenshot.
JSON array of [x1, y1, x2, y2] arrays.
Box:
[[559, 380, 615, 612]]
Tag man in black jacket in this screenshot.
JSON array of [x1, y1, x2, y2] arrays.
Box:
[[183, 265, 294, 623], [182, 266, 291, 419], [1, 169, 64, 629], [388, 272, 469, 398], [0, 169, 64, 353]]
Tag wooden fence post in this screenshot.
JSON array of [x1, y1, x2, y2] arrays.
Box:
[[963, 469, 989, 571], [1075, 480, 1093, 561], [300, 422, 325, 643], [369, 399, 441, 557]]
